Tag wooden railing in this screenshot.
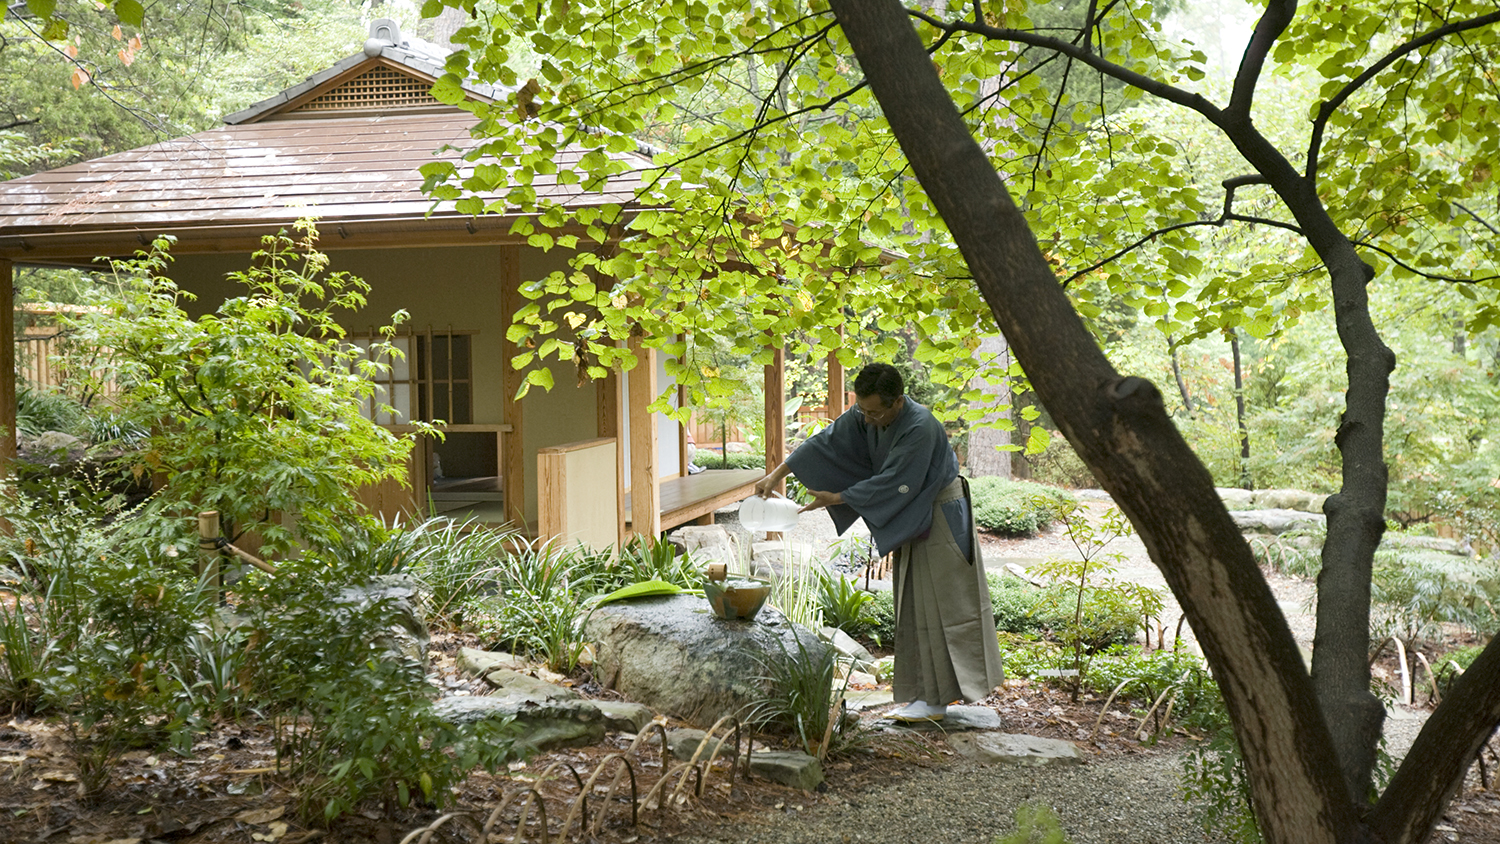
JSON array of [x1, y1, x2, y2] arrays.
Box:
[[688, 392, 852, 451]]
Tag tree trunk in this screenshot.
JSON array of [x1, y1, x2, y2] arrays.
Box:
[[1167, 333, 1194, 414], [828, 3, 1360, 841], [1214, 93, 1392, 808], [967, 333, 1012, 477], [1231, 332, 1251, 489]]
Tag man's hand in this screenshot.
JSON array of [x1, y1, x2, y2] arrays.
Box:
[[756, 462, 793, 499], [800, 488, 844, 512]]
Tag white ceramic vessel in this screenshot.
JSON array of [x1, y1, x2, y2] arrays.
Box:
[[738, 494, 801, 532]]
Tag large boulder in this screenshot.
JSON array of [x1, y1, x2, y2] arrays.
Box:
[[1252, 488, 1329, 513], [1216, 487, 1254, 511], [1231, 508, 1326, 535], [336, 574, 430, 668], [584, 593, 830, 728]]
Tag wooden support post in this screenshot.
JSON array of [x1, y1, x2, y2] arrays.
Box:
[[764, 342, 787, 540], [827, 349, 845, 418], [677, 382, 688, 478], [628, 335, 660, 543], [0, 258, 14, 474], [597, 367, 627, 547], [500, 246, 527, 531], [765, 343, 786, 490]]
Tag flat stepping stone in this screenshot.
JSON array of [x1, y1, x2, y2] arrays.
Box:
[[879, 705, 1003, 731], [433, 696, 606, 752], [458, 647, 530, 677], [594, 700, 655, 732], [947, 732, 1084, 766], [844, 688, 894, 711], [748, 750, 824, 791], [665, 728, 738, 761]]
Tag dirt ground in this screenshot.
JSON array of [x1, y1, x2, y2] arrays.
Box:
[[2, 502, 1497, 843]]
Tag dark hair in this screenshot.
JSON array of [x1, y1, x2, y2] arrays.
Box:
[[853, 363, 904, 405]]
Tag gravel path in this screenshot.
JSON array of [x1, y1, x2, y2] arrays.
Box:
[[681, 753, 1217, 844], [681, 491, 1434, 844]]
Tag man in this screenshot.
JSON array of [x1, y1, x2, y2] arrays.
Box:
[[755, 363, 1003, 721]]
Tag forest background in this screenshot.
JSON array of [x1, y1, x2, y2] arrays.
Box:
[[5, 1, 1500, 842]]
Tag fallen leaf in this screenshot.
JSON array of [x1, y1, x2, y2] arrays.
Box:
[[41, 770, 78, 782], [250, 822, 288, 842], [235, 806, 286, 824]]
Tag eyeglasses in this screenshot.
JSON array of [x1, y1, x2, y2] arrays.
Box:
[[856, 400, 898, 423]]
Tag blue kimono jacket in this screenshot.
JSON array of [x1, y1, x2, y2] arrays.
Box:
[[786, 399, 966, 558]]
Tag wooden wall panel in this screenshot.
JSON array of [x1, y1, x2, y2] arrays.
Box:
[[537, 437, 618, 550]]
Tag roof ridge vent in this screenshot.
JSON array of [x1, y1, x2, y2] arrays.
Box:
[[364, 19, 404, 58]]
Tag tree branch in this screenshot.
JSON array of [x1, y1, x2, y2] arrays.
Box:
[[1371, 634, 1500, 843], [1061, 214, 1306, 288], [1228, 0, 1297, 119], [1306, 9, 1500, 184], [1454, 202, 1500, 236], [914, 10, 1227, 125], [1349, 238, 1500, 285]]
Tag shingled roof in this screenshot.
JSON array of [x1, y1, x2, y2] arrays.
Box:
[[0, 20, 651, 266]]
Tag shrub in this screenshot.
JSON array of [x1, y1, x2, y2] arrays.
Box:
[[0, 477, 523, 822], [244, 553, 526, 824], [70, 225, 425, 557], [746, 630, 864, 759], [817, 569, 876, 636], [707, 450, 766, 470], [987, 572, 1058, 636], [1434, 642, 1488, 697], [450, 536, 702, 673], [866, 589, 895, 646], [389, 517, 516, 626], [1247, 530, 1325, 579], [1085, 645, 1221, 732], [968, 477, 1073, 536], [1028, 501, 1160, 698], [16, 384, 86, 437]]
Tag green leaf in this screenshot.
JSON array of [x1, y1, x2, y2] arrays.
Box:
[[431, 74, 467, 105], [26, 0, 56, 19], [593, 580, 685, 606], [114, 0, 144, 27], [1024, 426, 1051, 456], [525, 367, 555, 391]]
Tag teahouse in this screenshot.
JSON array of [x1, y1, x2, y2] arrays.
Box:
[[0, 20, 850, 548]]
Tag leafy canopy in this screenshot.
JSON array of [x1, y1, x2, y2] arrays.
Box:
[[416, 0, 1497, 429]]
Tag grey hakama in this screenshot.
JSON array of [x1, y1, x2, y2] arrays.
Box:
[[786, 401, 1004, 705]]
